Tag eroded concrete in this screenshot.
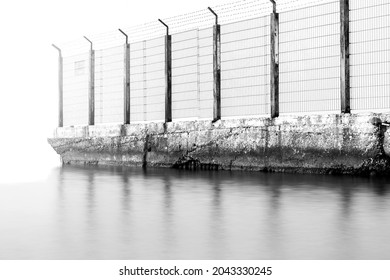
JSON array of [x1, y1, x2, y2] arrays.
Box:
[[48, 113, 390, 176]]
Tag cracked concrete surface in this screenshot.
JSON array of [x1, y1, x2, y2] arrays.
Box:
[[48, 113, 390, 176]]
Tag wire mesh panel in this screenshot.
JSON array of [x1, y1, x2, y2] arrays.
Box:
[[130, 41, 146, 122], [145, 36, 166, 122], [221, 16, 270, 118], [198, 27, 214, 119], [279, 0, 341, 114], [95, 45, 125, 124], [63, 52, 89, 126], [350, 0, 390, 111], [171, 29, 199, 120]]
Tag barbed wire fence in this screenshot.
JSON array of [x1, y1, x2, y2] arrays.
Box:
[[53, 0, 390, 126], [58, 0, 329, 54]]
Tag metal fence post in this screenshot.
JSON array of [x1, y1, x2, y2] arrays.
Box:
[[340, 0, 350, 113], [119, 29, 131, 124], [159, 19, 172, 123], [270, 0, 279, 118], [84, 36, 95, 126], [52, 44, 63, 127], [208, 7, 221, 122]]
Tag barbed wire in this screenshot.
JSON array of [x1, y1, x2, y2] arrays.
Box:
[[57, 0, 335, 56]]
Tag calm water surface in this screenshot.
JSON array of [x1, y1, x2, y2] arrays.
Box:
[[0, 166, 389, 259]]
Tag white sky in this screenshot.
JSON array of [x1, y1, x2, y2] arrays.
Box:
[[0, 0, 318, 183]]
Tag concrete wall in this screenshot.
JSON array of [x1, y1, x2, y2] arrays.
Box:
[[48, 113, 390, 176]]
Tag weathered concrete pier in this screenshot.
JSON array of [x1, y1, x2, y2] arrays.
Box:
[[48, 113, 390, 176], [49, 1, 390, 176]]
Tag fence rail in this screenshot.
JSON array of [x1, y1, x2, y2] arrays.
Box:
[[53, 0, 390, 127]]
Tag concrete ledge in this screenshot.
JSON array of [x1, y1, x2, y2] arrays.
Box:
[[48, 113, 390, 176]]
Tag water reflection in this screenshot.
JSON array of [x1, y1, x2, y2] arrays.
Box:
[[0, 166, 390, 259]]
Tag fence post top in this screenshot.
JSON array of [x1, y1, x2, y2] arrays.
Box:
[[269, 0, 276, 13], [118, 28, 128, 44], [158, 19, 169, 36], [52, 44, 62, 54], [208, 7, 218, 25], [83, 36, 93, 50]]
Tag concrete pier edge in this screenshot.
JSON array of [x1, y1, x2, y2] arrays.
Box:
[[48, 113, 390, 176]]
